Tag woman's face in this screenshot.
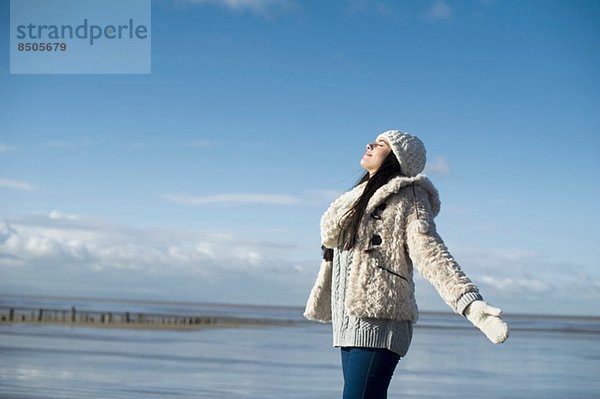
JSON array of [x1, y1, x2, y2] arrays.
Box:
[[360, 137, 391, 176]]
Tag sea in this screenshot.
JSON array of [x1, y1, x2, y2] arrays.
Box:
[[0, 295, 598, 399]]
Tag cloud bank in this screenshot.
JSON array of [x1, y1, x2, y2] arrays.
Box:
[[423, 0, 452, 21], [0, 178, 37, 191], [1, 210, 598, 315], [0, 211, 315, 305], [176, 0, 297, 16]]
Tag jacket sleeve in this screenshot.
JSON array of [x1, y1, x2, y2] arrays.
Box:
[[303, 246, 334, 322], [405, 186, 482, 315]]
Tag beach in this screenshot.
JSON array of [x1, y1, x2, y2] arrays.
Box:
[[0, 297, 599, 398]]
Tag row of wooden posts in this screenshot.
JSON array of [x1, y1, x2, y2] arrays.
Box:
[[0, 305, 295, 328]]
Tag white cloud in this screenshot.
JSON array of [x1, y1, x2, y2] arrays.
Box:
[[126, 138, 215, 149], [0, 211, 302, 274], [0, 178, 36, 191], [48, 210, 80, 221], [0, 211, 314, 303], [412, 243, 600, 315], [40, 138, 102, 148], [185, 139, 214, 148], [423, 0, 452, 21], [163, 192, 302, 205], [176, 0, 297, 16], [302, 189, 344, 205], [425, 156, 451, 176], [163, 188, 341, 207], [479, 275, 553, 294], [0, 143, 15, 153], [347, 0, 393, 17], [455, 246, 597, 300]]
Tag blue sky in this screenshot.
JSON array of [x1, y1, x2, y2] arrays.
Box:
[[1, 0, 599, 316]]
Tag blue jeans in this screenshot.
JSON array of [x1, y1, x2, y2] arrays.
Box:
[[340, 347, 401, 399]]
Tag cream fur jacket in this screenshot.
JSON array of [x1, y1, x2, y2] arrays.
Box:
[[303, 174, 482, 323]]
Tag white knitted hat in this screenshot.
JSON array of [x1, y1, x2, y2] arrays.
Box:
[[376, 130, 426, 177]]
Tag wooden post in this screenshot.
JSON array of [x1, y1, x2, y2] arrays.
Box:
[[71, 306, 76, 323]]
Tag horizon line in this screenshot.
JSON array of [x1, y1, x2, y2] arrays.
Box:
[[1, 293, 598, 320]]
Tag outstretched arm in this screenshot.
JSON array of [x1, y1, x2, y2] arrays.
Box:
[[405, 186, 509, 343]]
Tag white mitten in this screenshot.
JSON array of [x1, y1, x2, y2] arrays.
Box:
[[464, 300, 509, 344]]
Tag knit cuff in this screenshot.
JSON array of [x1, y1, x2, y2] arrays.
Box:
[[456, 292, 483, 316]]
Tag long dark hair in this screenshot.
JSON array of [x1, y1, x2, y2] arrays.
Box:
[[339, 151, 402, 250]]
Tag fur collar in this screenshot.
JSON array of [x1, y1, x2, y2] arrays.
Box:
[[320, 174, 440, 246]]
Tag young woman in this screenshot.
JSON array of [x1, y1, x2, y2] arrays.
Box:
[[304, 130, 509, 399]]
